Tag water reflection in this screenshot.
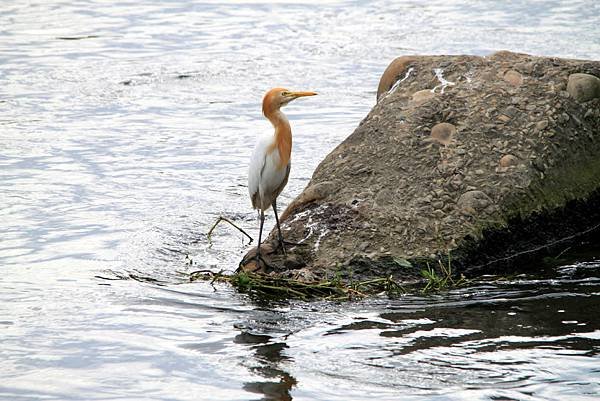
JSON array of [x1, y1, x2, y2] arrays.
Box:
[[238, 332, 296, 401]]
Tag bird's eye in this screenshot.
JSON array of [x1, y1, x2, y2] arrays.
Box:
[[281, 91, 289, 97]]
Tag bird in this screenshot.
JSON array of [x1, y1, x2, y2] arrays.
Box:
[[248, 87, 317, 264]]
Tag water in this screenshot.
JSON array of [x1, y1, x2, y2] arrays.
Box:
[[1, 1, 599, 399]]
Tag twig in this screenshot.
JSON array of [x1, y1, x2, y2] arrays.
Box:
[[207, 216, 253, 244], [553, 246, 571, 260], [210, 269, 225, 287]]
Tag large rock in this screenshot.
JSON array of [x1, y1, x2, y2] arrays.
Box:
[[240, 51, 600, 280]]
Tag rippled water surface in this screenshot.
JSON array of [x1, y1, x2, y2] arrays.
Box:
[[1, 1, 600, 400]]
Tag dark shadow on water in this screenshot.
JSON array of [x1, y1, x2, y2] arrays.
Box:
[[235, 332, 297, 401]]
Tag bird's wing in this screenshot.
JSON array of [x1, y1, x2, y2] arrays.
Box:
[[248, 135, 271, 209], [248, 135, 290, 210], [261, 151, 289, 203]]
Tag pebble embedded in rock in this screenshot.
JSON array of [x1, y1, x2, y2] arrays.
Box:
[[504, 70, 523, 87], [411, 90, 435, 105], [457, 190, 493, 214], [567, 73, 600, 102], [433, 210, 445, 218], [304, 181, 334, 201], [431, 122, 456, 145], [535, 120, 548, 133], [432, 201, 444, 210], [499, 154, 518, 167]]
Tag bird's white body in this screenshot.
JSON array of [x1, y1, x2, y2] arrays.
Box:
[[248, 130, 290, 212]]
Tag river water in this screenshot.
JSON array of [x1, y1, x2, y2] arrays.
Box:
[[1, 1, 599, 400]]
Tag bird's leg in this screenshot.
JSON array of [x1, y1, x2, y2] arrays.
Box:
[[272, 200, 286, 255], [256, 210, 265, 262], [271, 200, 307, 248], [238, 210, 268, 273]]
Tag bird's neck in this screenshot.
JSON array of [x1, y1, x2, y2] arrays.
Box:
[[265, 109, 292, 168]]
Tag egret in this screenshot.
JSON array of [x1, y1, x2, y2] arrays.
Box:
[[248, 87, 317, 263]]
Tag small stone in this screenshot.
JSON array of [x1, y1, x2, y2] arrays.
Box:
[[302, 181, 334, 202], [283, 254, 305, 270], [504, 70, 523, 87], [239, 258, 257, 272], [498, 114, 511, 123], [457, 190, 493, 214], [430, 122, 456, 146], [534, 120, 548, 133], [437, 161, 451, 174], [411, 89, 435, 105], [292, 268, 319, 283], [584, 108, 594, 119], [475, 169, 485, 175], [567, 73, 600, 102], [432, 201, 444, 210], [499, 154, 518, 167], [448, 176, 464, 190]]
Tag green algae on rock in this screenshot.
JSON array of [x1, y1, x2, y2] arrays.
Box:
[[240, 51, 600, 280]]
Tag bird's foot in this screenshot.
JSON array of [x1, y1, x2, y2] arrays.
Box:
[[276, 237, 287, 256]]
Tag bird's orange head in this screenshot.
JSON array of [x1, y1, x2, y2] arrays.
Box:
[[262, 87, 317, 117]]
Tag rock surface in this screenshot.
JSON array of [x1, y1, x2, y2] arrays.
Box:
[[240, 51, 600, 280]]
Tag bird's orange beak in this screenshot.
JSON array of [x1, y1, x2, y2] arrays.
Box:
[[287, 91, 318, 98]]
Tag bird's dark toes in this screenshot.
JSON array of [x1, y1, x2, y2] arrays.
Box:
[[276, 237, 288, 256]]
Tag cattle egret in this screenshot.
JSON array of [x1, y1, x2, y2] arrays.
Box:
[[248, 87, 317, 263]]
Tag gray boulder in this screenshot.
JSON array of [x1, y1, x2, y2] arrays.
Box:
[[240, 51, 600, 280]]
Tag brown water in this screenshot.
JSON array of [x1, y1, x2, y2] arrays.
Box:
[[1, 1, 599, 400]]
